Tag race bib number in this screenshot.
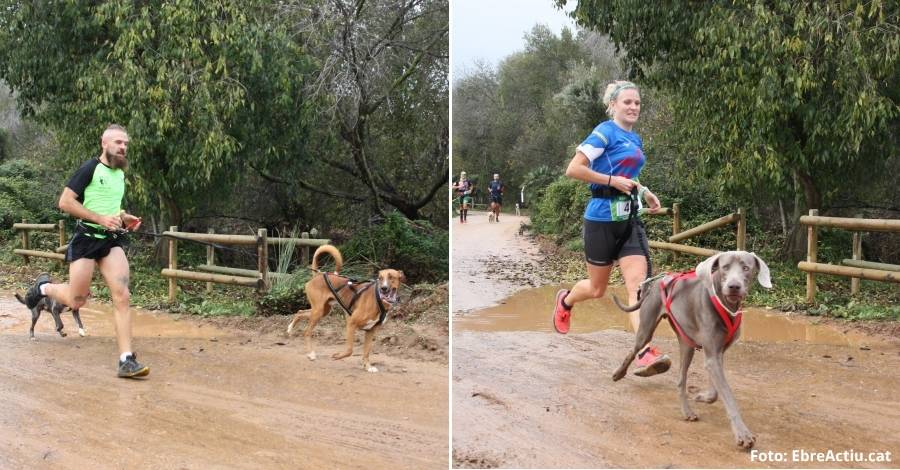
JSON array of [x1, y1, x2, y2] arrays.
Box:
[[610, 197, 643, 221]]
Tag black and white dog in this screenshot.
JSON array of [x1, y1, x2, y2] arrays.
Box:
[[14, 293, 85, 340]]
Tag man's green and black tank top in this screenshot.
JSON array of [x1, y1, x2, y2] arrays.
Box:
[[66, 158, 125, 239]]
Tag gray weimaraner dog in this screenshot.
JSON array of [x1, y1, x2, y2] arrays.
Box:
[[612, 251, 772, 449]]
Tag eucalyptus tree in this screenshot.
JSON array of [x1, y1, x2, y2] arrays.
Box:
[[267, 0, 450, 222], [0, 0, 313, 229]]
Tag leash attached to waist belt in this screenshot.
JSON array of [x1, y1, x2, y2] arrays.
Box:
[[660, 271, 743, 350], [323, 273, 390, 329], [75, 220, 129, 240], [608, 187, 653, 282]]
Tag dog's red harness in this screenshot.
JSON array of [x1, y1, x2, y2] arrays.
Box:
[[659, 271, 743, 350]]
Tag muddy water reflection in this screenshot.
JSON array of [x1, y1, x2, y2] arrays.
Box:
[[454, 284, 882, 347]]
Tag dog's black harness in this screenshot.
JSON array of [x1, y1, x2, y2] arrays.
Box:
[[322, 273, 390, 329]]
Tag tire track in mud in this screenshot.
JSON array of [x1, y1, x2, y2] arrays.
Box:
[[452, 214, 900, 468]]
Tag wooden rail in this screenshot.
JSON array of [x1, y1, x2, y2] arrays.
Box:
[[841, 259, 900, 272], [196, 264, 291, 279], [799, 210, 900, 302], [799, 215, 900, 232], [648, 241, 719, 257], [163, 227, 330, 303], [668, 213, 739, 243], [161, 268, 262, 288], [13, 220, 67, 265], [13, 249, 65, 261], [644, 205, 745, 258], [798, 262, 898, 283]]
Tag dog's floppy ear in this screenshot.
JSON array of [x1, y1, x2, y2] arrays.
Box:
[[397, 270, 406, 284], [696, 252, 724, 289], [751, 252, 772, 288]]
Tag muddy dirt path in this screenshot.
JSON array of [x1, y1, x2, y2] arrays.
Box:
[[452, 212, 900, 469], [0, 296, 447, 469]]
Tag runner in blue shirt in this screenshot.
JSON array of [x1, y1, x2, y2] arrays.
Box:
[[551, 81, 670, 377], [488, 174, 504, 222]]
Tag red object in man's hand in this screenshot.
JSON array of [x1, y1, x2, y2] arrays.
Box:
[[125, 217, 142, 231]]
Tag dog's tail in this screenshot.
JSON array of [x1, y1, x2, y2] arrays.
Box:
[[311, 244, 343, 274], [612, 294, 643, 312], [14, 293, 26, 305]]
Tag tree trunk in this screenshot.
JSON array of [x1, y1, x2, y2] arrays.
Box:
[[153, 193, 183, 265], [781, 169, 822, 261]]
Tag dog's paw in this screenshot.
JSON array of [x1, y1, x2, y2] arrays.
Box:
[[611, 367, 627, 381], [733, 425, 756, 449], [29, 336, 36, 341], [78, 328, 86, 337], [331, 352, 350, 360], [682, 411, 699, 421], [735, 431, 756, 449], [694, 389, 718, 403], [366, 365, 379, 373], [306, 351, 317, 361], [59, 331, 67, 337]]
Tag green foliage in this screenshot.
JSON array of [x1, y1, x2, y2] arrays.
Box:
[[0, 0, 316, 226], [341, 212, 448, 283], [267, 0, 449, 223], [530, 177, 590, 242], [186, 299, 256, 317], [560, 0, 899, 212], [0, 159, 62, 239]]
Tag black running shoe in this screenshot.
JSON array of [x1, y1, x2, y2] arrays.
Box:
[[24, 273, 51, 309], [117, 353, 150, 378]]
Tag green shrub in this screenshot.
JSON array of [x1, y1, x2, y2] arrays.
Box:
[[530, 176, 589, 242], [0, 159, 63, 240], [341, 212, 448, 283]]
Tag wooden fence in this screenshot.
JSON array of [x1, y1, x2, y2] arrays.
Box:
[[162, 227, 331, 302], [12, 220, 67, 263], [646, 204, 746, 257], [798, 210, 900, 303]]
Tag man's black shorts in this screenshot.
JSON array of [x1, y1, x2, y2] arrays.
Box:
[[490, 195, 502, 204], [583, 219, 647, 266], [65, 232, 127, 263]]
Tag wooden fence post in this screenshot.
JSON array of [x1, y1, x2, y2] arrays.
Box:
[[258, 228, 269, 293], [736, 208, 746, 251], [851, 218, 862, 295], [806, 209, 818, 303], [168, 226, 178, 304], [58, 220, 66, 249], [672, 203, 681, 262], [206, 228, 215, 294], [301, 232, 310, 266], [57, 220, 66, 267], [21, 218, 30, 264]]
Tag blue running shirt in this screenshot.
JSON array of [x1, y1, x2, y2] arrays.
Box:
[[576, 121, 645, 222]]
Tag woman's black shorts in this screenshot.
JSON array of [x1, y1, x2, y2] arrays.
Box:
[[583, 219, 647, 266], [65, 232, 127, 263]]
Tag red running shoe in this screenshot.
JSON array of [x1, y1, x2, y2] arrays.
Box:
[[633, 345, 671, 377], [552, 289, 571, 334]]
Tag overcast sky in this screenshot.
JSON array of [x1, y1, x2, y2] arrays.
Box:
[[451, 0, 576, 81]]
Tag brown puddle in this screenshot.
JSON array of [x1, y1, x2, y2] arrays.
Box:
[[0, 295, 227, 339], [454, 284, 885, 348]]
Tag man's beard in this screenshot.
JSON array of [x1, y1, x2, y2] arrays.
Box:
[[105, 150, 128, 169]]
